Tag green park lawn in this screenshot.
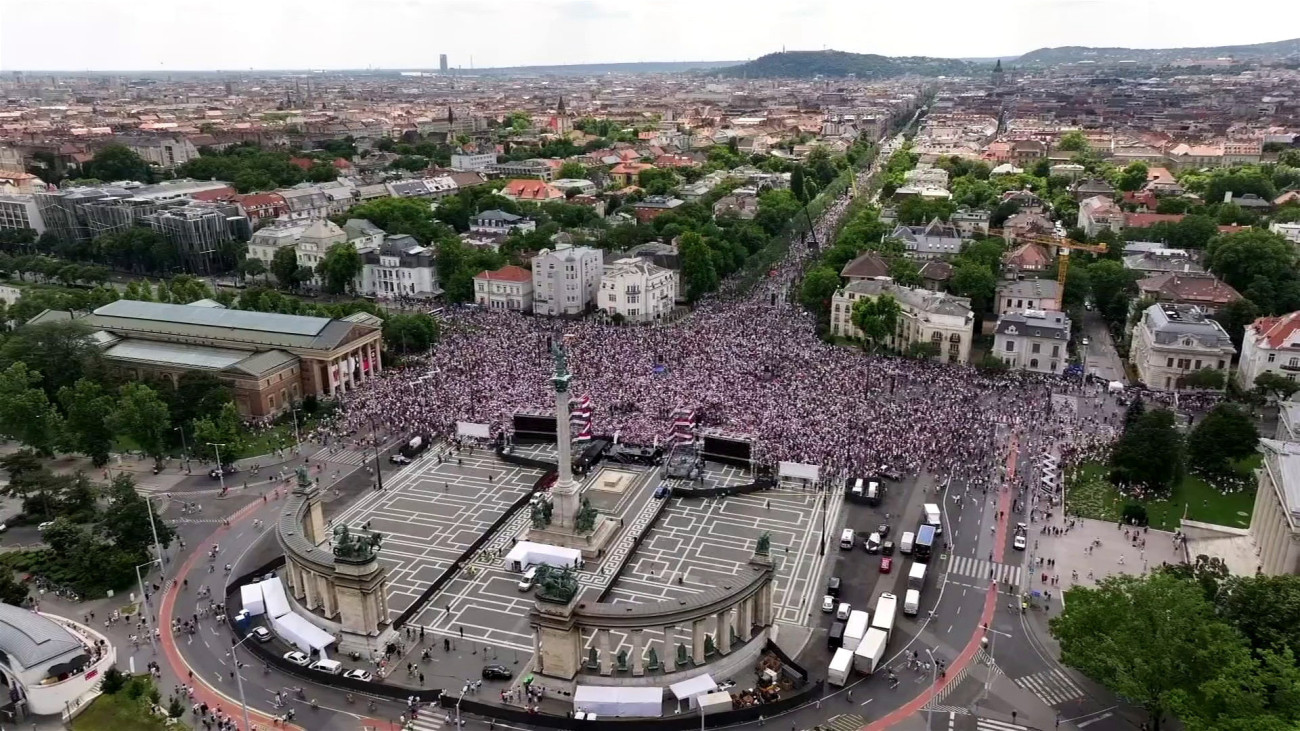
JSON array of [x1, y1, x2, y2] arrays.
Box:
[[1066, 455, 1261, 532], [71, 693, 177, 731]]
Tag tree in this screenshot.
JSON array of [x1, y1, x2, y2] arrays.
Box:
[[1187, 404, 1258, 478], [168, 372, 233, 431], [799, 266, 841, 318], [1253, 372, 1300, 402], [1111, 408, 1183, 493], [850, 294, 901, 351], [383, 313, 439, 354], [190, 402, 246, 465], [110, 383, 171, 461], [82, 144, 153, 183], [1055, 131, 1088, 152], [1205, 230, 1296, 308], [238, 257, 267, 282], [270, 246, 305, 290], [1212, 297, 1260, 353], [1217, 574, 1300, 655], [1050, 573, 1268, 731], [0, 571, 27, 607], [316, 242, 363, 295], [1116, 162, 1149, 192], [1088, 260, 1139, 330], [949, 262, 997, 312], [790, 166, 809, 205], [888, 257, 922, 287], [58, 379, 117, 466], [0, 320, 102, 400], [557, 161, 587, 180], [679, 233, 719, 302], [102, 474, 176, 557], [989, 200, 1020, 228], [0, 362, 64, 455], [1180, 368, 1227, 390], [305, 162, 338, 183], [1123, 397, 1147, 430]]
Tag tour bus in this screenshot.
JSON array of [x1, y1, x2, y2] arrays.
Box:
[[914, 524, 936, 563]]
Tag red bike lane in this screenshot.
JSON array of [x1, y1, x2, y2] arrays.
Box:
[[158, 497, 306, 731], [861, 433, 1020, 731]]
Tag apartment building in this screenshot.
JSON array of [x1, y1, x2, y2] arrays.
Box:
[[1129, 303, 1235, 391], [600, 257, 679, 323], [531, 244, 603, 316], [0, 194, 44, 234], [992, 309, 1071, 375], [829, 279, 974, 364]]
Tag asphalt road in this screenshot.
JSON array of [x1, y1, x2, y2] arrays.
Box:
[[1080, 309, 1126, 385]]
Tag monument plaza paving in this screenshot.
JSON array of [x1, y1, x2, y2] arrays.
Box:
[[331, 439, 840, 665], [331, 446, 541, 617]]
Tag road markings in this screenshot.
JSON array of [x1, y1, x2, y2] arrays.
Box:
[[1011, 668, 1085, 706], [1076, 712, 1113, 728], [945, 555, 1022, 588], [976, 718, 1029, 731], [859, 698, 874, 706], [820, 713, 867, 731]]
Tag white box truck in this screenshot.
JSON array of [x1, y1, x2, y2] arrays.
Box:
[[843, 609, 871, 650], [904, 589, 921, 615], [871, 593, 898, 643], [828, 647, 854, 687], [908, 562, 926, 591], [853, 628, 889, 675], [923, 503, 942, 536]]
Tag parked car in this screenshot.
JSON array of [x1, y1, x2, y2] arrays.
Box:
[[283, 651, 310, 666], [876, 523, 891, 539], [879, 557, 893, 574], [390, 454, 411, 465], [482, 664, 512, 680], [38, 521, 56, 532], [518, 566, 538, 592], [865, 532, 882, 554], [882, 540, 895, 556], [248, 627, 272, 643], [343, 669, 373, 682], [821, 595, 835, 613], [653, 485, 671, 499]]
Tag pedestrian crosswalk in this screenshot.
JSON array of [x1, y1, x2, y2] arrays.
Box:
[[1011, 668, 1085, 706], [976, 718, 1029, 731], [310, 446, 373, 466], [820, 714, 867, 731], [945, 555, 1022, 587], [407, 713, 444, 731]]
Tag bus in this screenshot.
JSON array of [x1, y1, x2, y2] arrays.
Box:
[[914, 524, 936, 563]]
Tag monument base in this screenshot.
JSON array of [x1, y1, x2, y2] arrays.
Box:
[[526, 515, 621, 560], [337, 626, 398, 658]]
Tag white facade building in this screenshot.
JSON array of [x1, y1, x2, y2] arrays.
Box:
[[830, 279, 974, 364], [450, 153, 497, 172], [1130, 303, 1236, 391], [1249, 439, 1300, 576], [1237, 311, 1300, 391], [1270, 222, 1300, 246], [473, 265, 534, 311], [531, 244, 603, 316], [294, 219, 348, 288], [356, 234, 439, 298], [993, 309, 1072, 375], [600, 257, 679, 323], [247, 221, 308, 265]]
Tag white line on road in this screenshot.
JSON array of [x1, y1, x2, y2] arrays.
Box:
[[860, 699, 874, 706], [1076, 712, 1113, 728]]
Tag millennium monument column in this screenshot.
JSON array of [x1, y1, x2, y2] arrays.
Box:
[[549, 342, 581, 530]]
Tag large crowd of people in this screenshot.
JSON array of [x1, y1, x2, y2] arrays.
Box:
[[324, 158, 1088, 486]]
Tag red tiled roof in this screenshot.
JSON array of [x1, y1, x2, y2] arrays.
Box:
[[1124, 212, 1185, 228], [289, 157, 314, 171], [502, 179, 563, 200], [1217, 225, 1251, 234], [189, 186, 237, 202], [1138, 273, 1241, 306], [1249, 312, 1300, 349], [475, 264, 531, 283], [332, 158, 352, 169]]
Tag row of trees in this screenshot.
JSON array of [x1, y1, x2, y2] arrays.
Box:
[[0, 452, 176, 597], [178, 141, 335, 193], [1052, 565, 1300, 731], [1109, 400, 1258, 494]]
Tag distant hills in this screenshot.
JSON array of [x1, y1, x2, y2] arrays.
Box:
[[712, 38, 1300, 79], [1014, 37, 1300, 65], [469, 60, 741, 76], [716, 50, 976, 79]]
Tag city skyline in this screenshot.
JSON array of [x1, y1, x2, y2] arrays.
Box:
[[1, 0, 1298, 72]]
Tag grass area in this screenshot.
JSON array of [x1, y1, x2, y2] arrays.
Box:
[[1066, 455, 1261, 532], [71, 692, 176, 731]]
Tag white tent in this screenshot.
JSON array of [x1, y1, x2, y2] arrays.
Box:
[[504, 541, 582, 572], [260, 577, 291, 619], [240, 584, 265, 616], [271, 612, 335, 657], [573, 685, 663, 718], [668, 673, 716, 708]]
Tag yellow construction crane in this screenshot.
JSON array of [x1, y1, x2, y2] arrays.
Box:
[[989, 230, 1107, 309]]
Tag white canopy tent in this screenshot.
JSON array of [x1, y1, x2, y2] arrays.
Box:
[[260, 577, 291, 619], [573, 685, 663, 718], [240, 584, 265, 616], [504, 541, 582, 573], [668, 673, 717, 709], [271, 612, 335, 657]]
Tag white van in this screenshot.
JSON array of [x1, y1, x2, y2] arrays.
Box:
[[839, 529, 855, 550], [836, 602, 852, 621], [903, 589, 921, 616], [908, 562, 927, 590], [899, 531, 915, 555], [518, 566, 538, 591], [309, 659, 343, 675]]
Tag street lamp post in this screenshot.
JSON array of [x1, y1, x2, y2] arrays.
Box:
[[134, 558, 161, 655], [925, 648, 938, 731], [209, 442, 227, 495], [175, 425, 190, 471], [291, 408, 302, 454], [368, 414, 385, 492], [226, 633, 257, 731], [145, 494, 166, 578]]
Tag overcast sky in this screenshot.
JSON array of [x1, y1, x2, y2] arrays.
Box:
[[2, 0, 1297, 71]]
